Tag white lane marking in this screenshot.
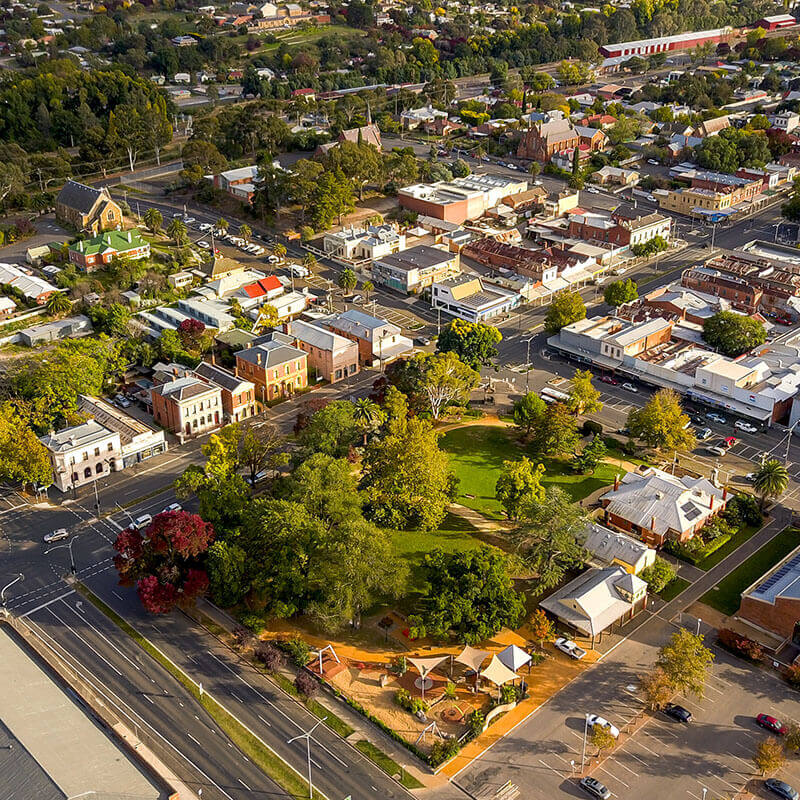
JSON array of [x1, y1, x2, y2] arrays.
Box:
[[537, 759, 562, 776], [45, 606, 123, 677], [238, 779, 251, 790], [65, 599, 142, 672], [187, 733, 202, 746], [19, 590, 76, 618], [597, 766, 629, 788], [257, 714, 272, 728]]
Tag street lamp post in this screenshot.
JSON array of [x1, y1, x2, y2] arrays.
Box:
[[1, 573, 24, 608], [46, 540, 77, 576], [581, 713, 590, 772], [696, 617, 702, 636], [523, 336, 536, 391], [287, 718, 326, 799]]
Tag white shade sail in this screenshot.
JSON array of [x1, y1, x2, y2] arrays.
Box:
[[480, 655, 518, 687], [498, 644, 531, 673], [455, 645, 491, 673], [408, 655, 448, 680]]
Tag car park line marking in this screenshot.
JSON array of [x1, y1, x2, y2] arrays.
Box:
[[613, 759, 639, 777], [730, 754, 753, 769], [686, 790, 703, 800], [647, 723, 679, 739], [618, 749, 647, 766], [537, 759, 562, 777], [597, 766, 629, 788], [709, 774, 740, 792]]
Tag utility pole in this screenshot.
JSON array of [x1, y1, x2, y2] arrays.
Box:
[[287, 718, 326, 799], [581, 713, 589, 772], [45, 540, 77, 576]]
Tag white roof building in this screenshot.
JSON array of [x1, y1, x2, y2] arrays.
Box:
[[582, 522, 656, 575]]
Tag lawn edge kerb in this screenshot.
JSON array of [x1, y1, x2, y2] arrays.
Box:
[[75, 584, 326, 800], [354, 739, 425, 789]]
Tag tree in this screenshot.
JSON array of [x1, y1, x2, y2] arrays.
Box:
[[566, 369, 602, 415], [641, 666, 673, 710], [339, 267, 357, 296], [496, 457, 546, 520], [604, 278, 638, 307], [784, 724, 800, 755], [528, 608, 555, 648], [167, 217, 188, 245], [545, 291, 586, 333], [591, 724, 616, 756], [352, 397, 384, 446], [143, 207, 163, 235], [408, 547, 525, 644], [572, 435, 607, 474], [529, 402, 580, 457], [361, 415, 454, 531], [239, 224, 252, 244], [0, 402, 52, 487], [639, 557, 677, 594], [297, 400, 359, 458], [702, 311, 766, 357], [436, 319, 502, 369], [207, 540, 249, 607], [752, 458, 789, 511], [45, 291, 71, 316], [754, 737, 786, 776], [362, 280, 374, 302], [273, 243, 287, 260], [177, 318, 206, 352], [656, 629, 714, 698], [628, 389, 695, 452], [511, 487, 589, 590], [232, 421, 288, 485], [512, 392, 547, 439], [113, 511, 215, 614], [415, 351, 480, 420]]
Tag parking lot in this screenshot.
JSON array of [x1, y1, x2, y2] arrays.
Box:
[[457, 625, 800, 800]]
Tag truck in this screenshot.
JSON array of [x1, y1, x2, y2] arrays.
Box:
[[555, 637, 587, 660]]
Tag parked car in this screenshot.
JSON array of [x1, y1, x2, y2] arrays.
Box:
[[351, 295, 362, 304], [722, 436, 738, 448], [197, 241, 210, 249], [663, 703, 692, 723], [599, 375, 618, 385], [735, 420, 758, 433], [579, 777, 611, 799], [555, 637, 587, 660], [43, 528, 69, 543], [757, 714, 787, 735], [114, 394, 131, 408], [587, 715, 620, 738], [646, 194, 656, 202], [414, 336, 431, 346], [647, 158, 660, 165], [161, 503, 182, 514], [776, 316, 794, 326], [183, 216, 196, 224], [745, 472, 757, 482], [708, 445, 727, 456], [706, 412, 727, 424], [267, 255, 280, 264], [289, 265, 310, 278], [198, 223, 211, 232], [132, 514, 153, 531], [766, 779, 800, 800], [697, 427, 713, 440], [621, 382, 638, 393], [586, 187, 599, 194]]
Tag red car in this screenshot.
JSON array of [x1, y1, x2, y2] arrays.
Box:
[[600, 375, 618, 385], [757, 714, 787, 735], [723, 436, 738, 448], [776, 316, 794, 326]]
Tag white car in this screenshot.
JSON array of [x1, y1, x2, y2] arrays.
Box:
[[621, 382, 638, 393], [183, 216, 196, 224], [647, 158, 660, 165], [586, 187, 599, 194], [706, 412, 727, 424], [587, 715, 620, 738], [555, 637, 587, 660], [132, 514, 153, 531], [198, 223, 211, 232], [162, 503, 182, 514], [289, 265, 310, 278], [197, 241, 210, 249], [708, 445, 727, 457], [267, 255, 280, 264], [646, 194, 656, 202], [172, 211, 183, 218], [44, 528, 69, 543], [735, 420, 758, 434]]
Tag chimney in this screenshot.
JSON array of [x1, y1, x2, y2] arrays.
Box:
[[128, 230, 132, 243], [650, 515, 655, 531], [709, 493, 714, 509], [723, 486, 728, 501], [613, 474, 619, 491]]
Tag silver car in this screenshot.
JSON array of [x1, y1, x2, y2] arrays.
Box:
[[44, 528, 69, 543]]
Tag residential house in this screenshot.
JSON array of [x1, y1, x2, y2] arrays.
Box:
[[371, 245, 460, 294], [431, 274, 520, 322], [56, 180, 123, 235], [284, 319, 359, 383], [582, 522, 656, 575], [193, 361, 257, 422], [0, 296, 15, 318], [770, 110, 800, 132], [316, 124, 382, 156], [599, 467, 727, 547], [693, 115, 730, 138], [150, 376, 223, 442], [19, 315, 92, 346], [0, 263, 58, 304], [68, 229, 150, 272], [323, 225, 406, 261], [322, 309, 414, 366], [401, 104, 448, 130], [235, 332, 308, 403], [540, 566, 648, 647], [592, 166, 639, 186], [40, 420, 122, 492], [78, 395, 167, 468], [574, 125, 607, 151], [213, 165, 259, 201]]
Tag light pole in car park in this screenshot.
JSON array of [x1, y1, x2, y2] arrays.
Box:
[[581, 712, 590, 772]]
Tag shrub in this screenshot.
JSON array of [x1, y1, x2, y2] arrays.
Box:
[[500, 683, 517, 704], [239, 613, 264, 632], [253, 641, 284, 672], [394, 688, 412, 709], [294, 670, 319, 698], [232, 625, 254, 648], [410, 698, 429, 715], [428, 738, 461, 767], [466, 709, 485, 737], [622, 439, 637, 457], [725, 493, 762, 527], [583, 420, 603, 437], [718, 628, 763, 662], [787, 663, 800, 689], [639, 557, 677, 594], [276, 636, 311, 667]]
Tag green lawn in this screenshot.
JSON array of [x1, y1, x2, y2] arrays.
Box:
[[658, 576, 690, 602], [700, 527, 800, 616], [694, 523, 761, 571], [439, 425, 618, 519], [389, 512, 485, 595]]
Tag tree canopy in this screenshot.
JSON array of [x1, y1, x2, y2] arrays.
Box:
[[545, 291, 586, 333], [702, 311, 766, 357], [436, 319, 502, 369], [627, 389, 696, 452], [603, 278, 638, 307], [496, 457, 546, 520]]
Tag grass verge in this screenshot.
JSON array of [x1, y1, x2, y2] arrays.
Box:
[[354, 739, 424, 789], [270, 670, 355, 738], [693, 523, 761, 571], [76, 585, 325, 800], [657, 576, 690, 602], [700, 527, 799, 615]]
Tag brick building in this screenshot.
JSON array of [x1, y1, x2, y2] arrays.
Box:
[[56, 180, 123, 235], [739, 546, 800, 640], [516, 117, 579, 162], [68, 229, 150, 272], [234, 332, 308, 404], [284, 319, 359, 383], [193, 361, 256, 423], [150, 376, 223, 442]]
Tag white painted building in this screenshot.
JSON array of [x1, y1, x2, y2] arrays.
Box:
[[431, 274, 520, 322]]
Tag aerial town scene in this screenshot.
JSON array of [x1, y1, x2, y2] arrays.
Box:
[[7, 1, 800, 799]]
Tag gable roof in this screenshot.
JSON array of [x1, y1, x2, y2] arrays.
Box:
[[242, 275, 282, 298], [193, 361, 253, 393], [56, 179, 111, 215], [151, 376, 219, 402]]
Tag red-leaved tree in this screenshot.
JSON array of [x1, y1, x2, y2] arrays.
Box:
[[113, 511, 215, 614], [177, 318, 206, 351]]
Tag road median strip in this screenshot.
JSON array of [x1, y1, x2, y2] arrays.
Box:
[[76, 584, 327, 800]]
